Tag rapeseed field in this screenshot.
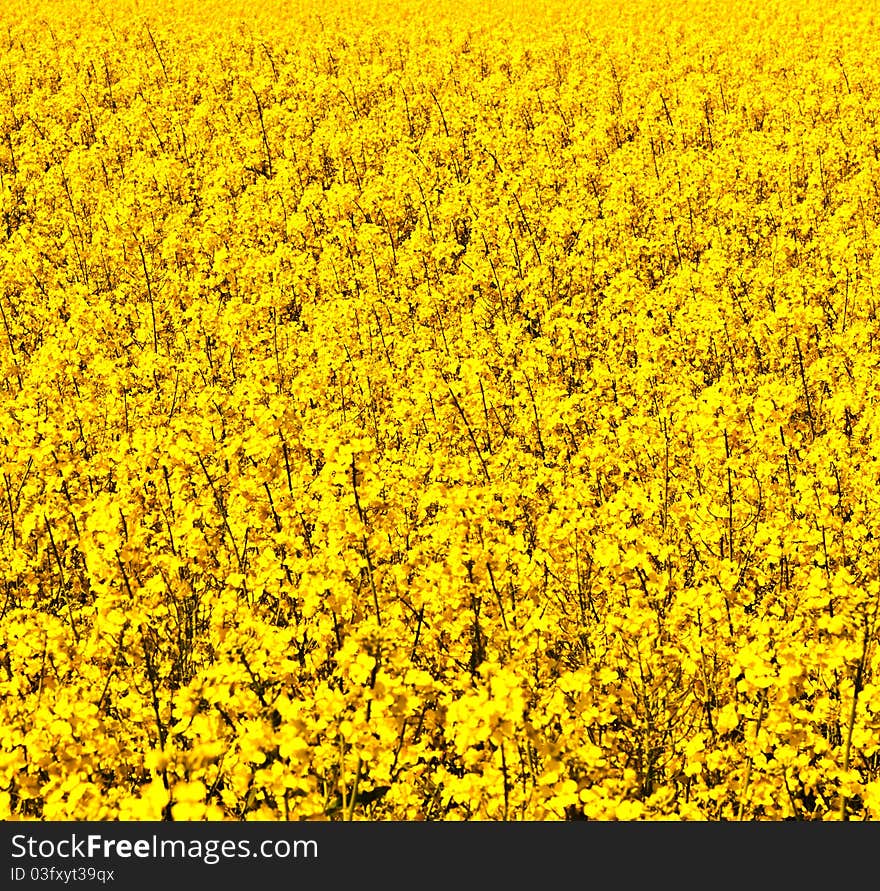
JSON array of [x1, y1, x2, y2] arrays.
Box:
[[1, 0, 879, 820]]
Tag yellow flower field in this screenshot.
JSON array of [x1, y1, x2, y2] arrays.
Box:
[[1, 0, 879, 820]]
